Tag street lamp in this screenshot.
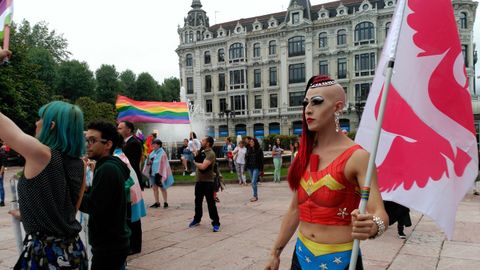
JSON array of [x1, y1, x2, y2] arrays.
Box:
[[354, 99, 366, 122], [218, 103, 235, 137]]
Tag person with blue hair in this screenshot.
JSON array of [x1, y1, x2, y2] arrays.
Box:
[[1, 100, 88, 269]]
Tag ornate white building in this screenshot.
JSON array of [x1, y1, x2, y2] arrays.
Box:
[[176, 0, 478, 138]]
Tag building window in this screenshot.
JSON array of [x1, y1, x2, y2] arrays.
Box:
[[219, 98, 227, 112], [319, 60, 329, 76], [187, 77, 193, 94], [337, 29, 346, 45], [218, 48, 225, 62], [269, 40, 276, 55], [219, 73, 225, 91], [269, 122, 280, 135], [289, 92, 304, 107], [288, 36, 305, 57], [204, 51, 211, 64], [385, 22, 391, 38], [229, 69, 246, 89], [254, 69, 261, 88], [337, 58, 347, 79], [231, 95, 246, 113], [354, 53, 376, 76], [270, 94, 278, 108], [460, 12, 467, 29], [206, 99, 212, 112], [269, 67, 277, 86], [186, 54, 193, 67], [319, 32, 328, 48], [354, 22, 375, 45], [229, 43, 244, 60], [462, 45, 468, 66], [253, 43, 261, 58], [292, 12, 300, 24], [205, 75, 212, 92], [254, 95, 262, 109], [355, 83, 371, 102], [289, 63, 305, 84], [187, 31, 194, 43]]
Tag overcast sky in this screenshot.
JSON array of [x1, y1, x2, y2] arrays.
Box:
[[14, 0, 480, 89]]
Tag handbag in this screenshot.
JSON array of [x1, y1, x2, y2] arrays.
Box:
[[154, 173, 163, 187]]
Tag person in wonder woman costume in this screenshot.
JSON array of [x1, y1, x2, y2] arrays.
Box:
[[264, 75, 389, 270]]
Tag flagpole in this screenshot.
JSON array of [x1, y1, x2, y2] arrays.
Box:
[[348, 0, 408, 269]]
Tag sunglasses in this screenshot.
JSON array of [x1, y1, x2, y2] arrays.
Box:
[[302, 96, 324, 107]]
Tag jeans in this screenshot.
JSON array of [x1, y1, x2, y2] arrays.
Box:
[[248, 168, 260, 198], [235, 163, 245, 184], [193, 182, 220, 226], [0, 173, 4, 202], [273, 158, 282, 182]]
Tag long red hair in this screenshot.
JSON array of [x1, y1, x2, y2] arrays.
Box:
[[287, 75, 336, 190]]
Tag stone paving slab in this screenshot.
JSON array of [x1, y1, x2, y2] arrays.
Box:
[[0, 167, 479, 269]]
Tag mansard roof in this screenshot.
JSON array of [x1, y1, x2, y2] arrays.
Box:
[[207, 0, 386, 37]]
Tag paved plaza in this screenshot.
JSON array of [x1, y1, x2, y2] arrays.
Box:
[[0, 167, 479, 270]]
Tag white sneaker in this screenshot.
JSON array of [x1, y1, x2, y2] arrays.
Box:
[[190, 172, 196, 176]]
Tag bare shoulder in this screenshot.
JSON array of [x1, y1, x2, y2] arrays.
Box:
[[344, 147, 370, 180]]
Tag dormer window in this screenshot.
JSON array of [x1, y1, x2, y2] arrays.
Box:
[[320, 12, 327, 18], [292, 12, 300, 24], [362, 4, 369, 11], [339, 10, 345, 15], [386, 1, 394, 7]]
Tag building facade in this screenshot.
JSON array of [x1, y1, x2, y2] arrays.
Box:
[[176, 0, 478, 138]]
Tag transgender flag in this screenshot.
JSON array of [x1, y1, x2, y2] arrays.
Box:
[[0, 0, 13, 40], [115, 95, 190, 124]]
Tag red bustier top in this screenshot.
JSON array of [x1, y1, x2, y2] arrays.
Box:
[[297, 145, 362, 225]]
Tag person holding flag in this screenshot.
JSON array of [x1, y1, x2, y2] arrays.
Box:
[[264, 75, 388, 270]]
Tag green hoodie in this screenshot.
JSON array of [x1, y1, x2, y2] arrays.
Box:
[[80, 156, 131, 256]]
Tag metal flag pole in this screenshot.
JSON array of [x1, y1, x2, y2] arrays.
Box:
[[348, 0, 408, 269], [10, 175, 23, 254]]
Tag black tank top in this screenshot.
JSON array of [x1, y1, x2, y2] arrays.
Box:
[[18, 149, 82, 237]]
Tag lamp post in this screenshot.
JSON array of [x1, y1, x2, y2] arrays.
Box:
[[354, 99, 366, 123], [219, 103, 235, 137]]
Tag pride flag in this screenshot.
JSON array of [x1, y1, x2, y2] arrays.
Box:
[[0, 0, 13, 40], [115, 95, 190, 124]]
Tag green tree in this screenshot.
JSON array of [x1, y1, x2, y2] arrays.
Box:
[[0, 47, 50, 134], [95, 64, 120, 104], [55, 60, 95, 101], [158, 77, 180, 102], [97, 102, 117, 125], [26, 47, 58, 95], [75, 97, 99, 128], [119, 69, 136, 98], [134, 72, 159, 101], [12, 20, 70, 62]]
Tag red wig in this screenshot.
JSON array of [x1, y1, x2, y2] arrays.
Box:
[[287, 75, 336, 190]]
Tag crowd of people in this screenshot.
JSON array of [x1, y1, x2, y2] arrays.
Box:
[[0, 48, 432, 270]]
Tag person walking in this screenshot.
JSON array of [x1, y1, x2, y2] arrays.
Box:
[[179, 138, 192, 175], [233, 141, 247, 185], [223, 137, 235, 173], [245, 138, 264, 202], [272, 138, 284, 183], [1, 100, 88, 269], [80, 121, 131, 270], [188, 136, 221, 232], [143, 139, 174, 208], [188, 132, 201, 176]]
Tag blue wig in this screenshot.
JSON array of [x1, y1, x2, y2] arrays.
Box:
[[37, 101, 85, 158]]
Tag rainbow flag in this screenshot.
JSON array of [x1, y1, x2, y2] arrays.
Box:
[[116, 95, 190, 124]]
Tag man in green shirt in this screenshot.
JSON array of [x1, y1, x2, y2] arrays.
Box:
[[189, 136, 221, 232]]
